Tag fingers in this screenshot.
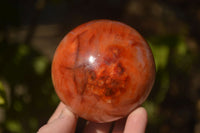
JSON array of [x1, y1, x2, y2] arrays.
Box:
[[38, 102, 147, 133], [83, 107, 147, 133], [124, 107, 148, 133], [83, 121, 112, 133], [37, 102, 78, 133], [48, 102, 66, 123]]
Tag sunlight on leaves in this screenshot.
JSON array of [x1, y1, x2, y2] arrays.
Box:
[[0, 96, 5, 105], [149, 43, 170, 70], [6, 120, 23, 133], [33, 56, 49, 75], [0, 81, 6, 106]]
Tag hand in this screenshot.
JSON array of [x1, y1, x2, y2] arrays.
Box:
[[37, 102, 147, 133]]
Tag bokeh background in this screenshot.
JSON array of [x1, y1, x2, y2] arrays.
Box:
[[0, 0, 200, 133]]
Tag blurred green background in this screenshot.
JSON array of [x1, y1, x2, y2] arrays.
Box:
[[0, 0, 200, 133]]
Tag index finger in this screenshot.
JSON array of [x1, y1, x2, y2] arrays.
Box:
[[48, 102, 66, 123]]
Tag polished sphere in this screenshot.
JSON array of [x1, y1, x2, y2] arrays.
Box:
[[52, 20, 155, 123]]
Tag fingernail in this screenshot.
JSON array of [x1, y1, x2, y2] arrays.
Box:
[[58, 108, 66, 119], [58, 108, 78, 120]]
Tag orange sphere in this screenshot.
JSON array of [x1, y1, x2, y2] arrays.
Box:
[[52, 20, 155, 123]]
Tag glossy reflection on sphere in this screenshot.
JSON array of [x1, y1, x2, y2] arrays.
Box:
[[52, 20, 155, 123]]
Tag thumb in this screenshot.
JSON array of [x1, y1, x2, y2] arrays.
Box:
[[37, 108, 77, 133], [124, 107, 148, 133]]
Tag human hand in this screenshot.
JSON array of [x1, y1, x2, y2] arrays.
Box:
[[37, 102, 147, 133]]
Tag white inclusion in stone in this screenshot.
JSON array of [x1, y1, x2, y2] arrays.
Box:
[[89, 56, 96, 64]]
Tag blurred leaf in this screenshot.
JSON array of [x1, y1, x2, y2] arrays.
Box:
[[143, 101, 161, 125], [0, 81, 6, 107], [13, 100, 23, 112], [149, 43, 170, 70], [155, 72, 170, 104], [176, 37, 187, 56], [51, 93, 59, 105], [6, 120, 23, 133], [0, 96, 5, 105], [29, 117, 38, 131], [14, 44, 30, 65], [33, 56, 49, 75], [0, 81, 4, 91], [173, 37, 191, 72]]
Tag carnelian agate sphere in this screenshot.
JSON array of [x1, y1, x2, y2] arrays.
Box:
[[52, 20, 155, 123]]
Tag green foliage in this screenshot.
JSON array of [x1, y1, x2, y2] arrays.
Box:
[[143, 101, 160, 125], [149, 43, 170, 70], [0, 81, 6, 107], [14, 44, 30, 65], [0, 0, 199, 132], [0, 42, 57, 132], [33, 56, 49, 75], [144, 35, 194, 130], [6, 120, 24, 133]]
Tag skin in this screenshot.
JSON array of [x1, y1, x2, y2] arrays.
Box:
[[37, 102, 147, 133]]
